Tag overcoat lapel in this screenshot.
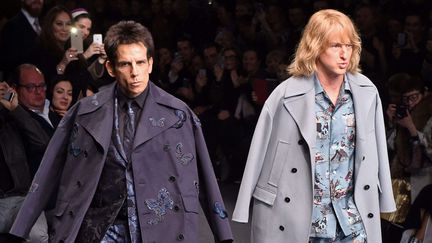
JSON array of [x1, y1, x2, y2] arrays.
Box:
[[282, 77, 316, 184], [77, 85, 115, 153], [347, 73, 376, 181], [133, 82, 185, 149]]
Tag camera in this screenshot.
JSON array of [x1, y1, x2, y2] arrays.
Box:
[[396, 104, 408, 118]]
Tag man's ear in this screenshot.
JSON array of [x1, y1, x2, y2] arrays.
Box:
[[105, 60, 115, 77]]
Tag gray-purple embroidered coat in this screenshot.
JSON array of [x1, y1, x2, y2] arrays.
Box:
[[10, 82, 233, 243]]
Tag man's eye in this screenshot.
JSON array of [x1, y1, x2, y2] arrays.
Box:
[[118, 62, 130, 67]]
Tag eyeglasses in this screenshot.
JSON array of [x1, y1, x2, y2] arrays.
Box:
[[401, 92, 421, 103], [328, 43, 354, 52], [19, 83, 47, 92]]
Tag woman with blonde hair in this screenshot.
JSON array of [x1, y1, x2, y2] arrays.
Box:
[[233, 9, 395, 243]]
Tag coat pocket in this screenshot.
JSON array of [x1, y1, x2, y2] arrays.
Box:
[[252, 186, 276, 206], [268, 140, 290, 187], [181, 195, 199, 214]]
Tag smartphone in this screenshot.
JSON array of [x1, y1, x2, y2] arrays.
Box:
[[93, 34, 103, 45], [70, 27, 84, 53], [2, 91, 14, 102], [397, 32, 407, 47], [396, 104, 408, 118]]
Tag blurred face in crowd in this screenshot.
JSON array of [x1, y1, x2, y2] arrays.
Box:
[[404, 15, 424, 40], [158, 47, 173, 65], [75, 17, 92, 40], [22, 0, 44, 17], [177, 40, 194, 62], [223, 49, 238, 71], [53, 11, 72, 43], [204, 46, 219, 68], [242, 50, 260, 74], [17, 67, 46, 111], [106, 43, 153, 98], [401, 89, 423, 110], [52, 80, 73, 112], [316, 31, 353, 80], [355, 6, 375, 31]]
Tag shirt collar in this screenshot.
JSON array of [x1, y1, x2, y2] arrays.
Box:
[[313, 73, 351, 95], [21, 8, 37, 26], [117, 85, 149, 110]]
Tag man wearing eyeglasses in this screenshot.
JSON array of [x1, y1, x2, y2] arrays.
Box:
[[10, 64, 59, 176]]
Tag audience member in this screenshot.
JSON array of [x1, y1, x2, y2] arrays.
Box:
[[49, 75, 72, 118], [403, 184, 432, 243], [10, 64, 57, 176], [384, 74, 432, 228], [30, 6, 75, 94], [0, 0, 44, 79], [0, 79, 49, 243]]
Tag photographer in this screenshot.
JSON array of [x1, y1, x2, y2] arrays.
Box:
[[385, 73, 432, 226]]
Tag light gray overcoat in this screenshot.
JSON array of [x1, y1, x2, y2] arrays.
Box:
[[232, 73, 396, 243]]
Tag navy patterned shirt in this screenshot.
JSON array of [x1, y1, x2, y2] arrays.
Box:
[[310, 75, 364, 238]]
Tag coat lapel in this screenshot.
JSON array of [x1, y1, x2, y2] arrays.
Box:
[[133, 83, 185, 149], [77, 83, 115, 153], [282, 76, 316, 183], [347, 73, 376, 180]]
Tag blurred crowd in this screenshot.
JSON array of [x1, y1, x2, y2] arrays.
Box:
[[1, 0, 432, 242]]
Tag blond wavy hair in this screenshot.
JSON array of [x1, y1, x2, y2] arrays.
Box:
[[287, 9, 362, 77]]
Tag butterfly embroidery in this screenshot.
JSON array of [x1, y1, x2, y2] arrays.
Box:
[[213, 202, 228, 219], [149, 117, 165, 127], [175, 143, 194, 165], [172, 110, 187, 128], [145, 188, 174, 225]]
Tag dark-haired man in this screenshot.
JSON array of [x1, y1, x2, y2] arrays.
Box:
[[10, 21, 233, 243]]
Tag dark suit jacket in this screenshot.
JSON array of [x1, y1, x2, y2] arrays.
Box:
[[0, 11, 38, 77], [10, 82, 233, 242]]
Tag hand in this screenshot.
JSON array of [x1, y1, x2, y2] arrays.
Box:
[[217, 110, 230, 120], [0, 82, 18, 111], [83, 43, 104, 60], [63, 48, 79, 64], [395, 112, 417, 135], [193, 106, 209, 116], [386, 104, 397, 123], [213, 64, 224, 81]]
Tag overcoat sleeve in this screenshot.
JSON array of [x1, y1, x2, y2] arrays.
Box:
[[232, 104, 273, 223], [375, 95, 396, 212], [193, 114, 234, 242], [9, 104, 79, 239]]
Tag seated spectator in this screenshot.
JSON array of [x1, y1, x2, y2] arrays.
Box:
[[384, 74, 432, 229], [402, 184, 432, 243], [0, 81, 48, 243], [10, 64, 58, 176], [49, 75, 73, 118]]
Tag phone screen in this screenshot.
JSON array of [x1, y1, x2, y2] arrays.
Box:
[[71, 28, 84, 53], [93, 34, 103, 45]]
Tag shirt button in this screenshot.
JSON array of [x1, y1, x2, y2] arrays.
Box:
[[298, 139, 305, 145], [364, 185, 370, 190], [76, 181, 82, 187], [284, 197, 290, 203], [174, 205, 180, 212], [279, 225, 285, 231], [368, 213, 374, 218], [177, 234, 184, 241], [169, 176, 176, 182], [291, 168, 297, 173]]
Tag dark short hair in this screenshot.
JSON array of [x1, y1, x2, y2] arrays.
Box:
[[387, 73, 425, 94], [104, 20, 154, 64]]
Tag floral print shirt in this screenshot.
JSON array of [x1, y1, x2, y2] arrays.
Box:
[[310, 76, 364, 239]]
